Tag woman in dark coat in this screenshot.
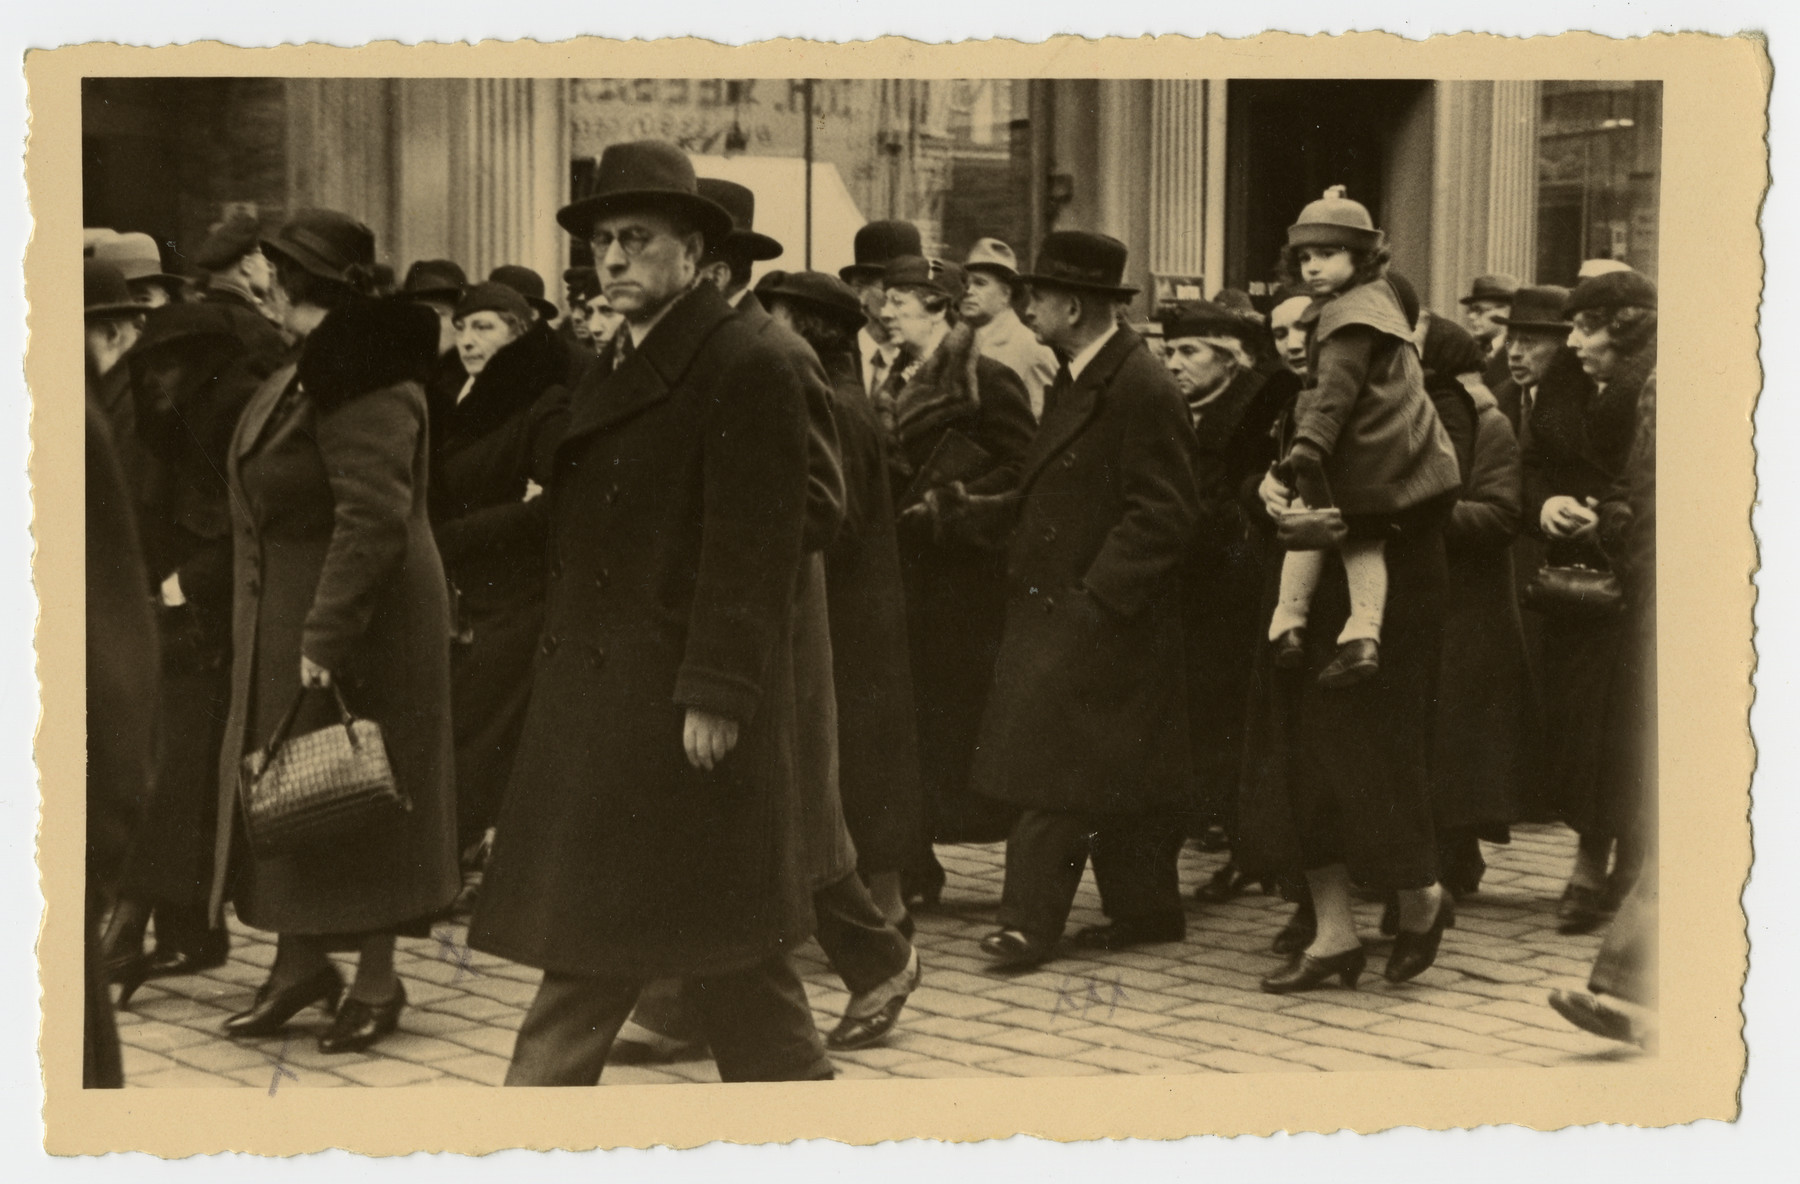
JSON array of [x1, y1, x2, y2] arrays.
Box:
[[210, 210, 458, 1055], [1525, 269, 1658, 934], [874, 255, 1036, 905], [429, 283, 571, 888]]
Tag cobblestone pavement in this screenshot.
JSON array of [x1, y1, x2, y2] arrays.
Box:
[[116, 822, 1642, 1088]]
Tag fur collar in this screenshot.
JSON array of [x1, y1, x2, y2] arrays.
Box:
[[891, 321, 983, 446], [296, 297, 440, 412], [438, 320, 567, 439]]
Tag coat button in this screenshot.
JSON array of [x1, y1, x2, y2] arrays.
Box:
[[540, 634, 559, 656], [1043, 596, 1057, 614], [604, 483, 621, 505], [1042, 527, 1057, 543], [587, 645, 606, 670], [1062, 454, 1076, 469], [595, 567, 611, 589]]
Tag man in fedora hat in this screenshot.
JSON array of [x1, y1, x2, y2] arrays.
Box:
[[1460, 272, 1519, 394], [1493, 284, 1576, 435], [191, 212, 279, 325], [469, 139, 832, 1086], [841, 220, 923, 396], [85, 258, 150, 466], [963, 231, 1202, 969], [90, 230, 186, 308], [960, 236, 1059, 419]]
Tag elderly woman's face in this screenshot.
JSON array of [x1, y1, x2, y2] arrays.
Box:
[[1567, 313, 1620, 382], [456, 310, 522, 376], [1163, 339, 1238, 399], [881, 287, 941, 352]]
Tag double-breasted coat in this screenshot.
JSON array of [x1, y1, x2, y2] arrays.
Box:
[[973, 327, 1202, 816], [427, 320, 572, 847], [468, 283, 816, 981], [210, 297, 459, 935]]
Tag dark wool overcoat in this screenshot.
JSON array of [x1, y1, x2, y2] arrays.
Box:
[[209, 298, 459, 935], [820, 348, 924, 874], [467, 283, 817, 980], [973, 328, 1202, 815], [1522, 346, 1652, 842], [122, 302, 288, 909], [883, 322, 1036, 841], [428, 321, 571, 847], [1183, 361, 1298, 823]]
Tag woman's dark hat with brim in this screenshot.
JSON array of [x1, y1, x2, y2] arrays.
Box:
[[563, 266, 601, 303], [881, 255, 967, 303], [556, 140, 733, 248], [697, 178, 784, 262], [455, 281, 536, 325], [1498, 285, 1574, 334], [263, 209, 378, 288], [1565, 270, 1658, 317], [1017, 231, 1138, 298], [488, 264, 559, 320], [398, 259, 468, 304], [840, 220, 924, 284], [1160, 300, 1254, 346], [755, 269, 866, 331], [84, 258, 147, 320]]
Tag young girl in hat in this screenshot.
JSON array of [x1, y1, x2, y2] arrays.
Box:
[[1266, 191, 1460, 687]]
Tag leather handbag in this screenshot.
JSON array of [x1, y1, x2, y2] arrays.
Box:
[[238, 684, 409, 857], [1523, 562, 1626, 619]]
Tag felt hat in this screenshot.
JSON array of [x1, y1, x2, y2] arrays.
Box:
[[840, 220, 924, 284], [193, 212, 264, 271], [754, 269, 866, 331], [1566, 269, 1657, 317], [1017, 231, 1137, 298], [1460, 273, 1519, 306], [454, 281, 535, 325], [1578, 258, 1633, 280], [265, 209, 379, 288], [1160, 300, 1255, 346], [488, 264, 559, 320], [881, 255, 967, 302], [399, 258, 468, 303], [1498, 285, 1573, 333], [84, 258, 145, 320], [1286, 195, 1382, 252], [555, 140, 733, 247], [563, 266, 601, 303], [962, 237, 1022, 283], [90, 230, 184, 292], [697, 178, 783, 262]]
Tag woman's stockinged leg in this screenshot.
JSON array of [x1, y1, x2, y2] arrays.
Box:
[[349, 931, 400, 1004], [1302, 864, 1361, 957], [269, 932, 331, 991]]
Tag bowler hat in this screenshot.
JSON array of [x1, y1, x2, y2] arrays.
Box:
[[697, 178, 784, 262], [400, 259, 468, 303], [488, 264, 559, 320], [881, 255, 966, 303], [265, 210, 378, 288], [1017, 231, 1138, 298], [962, 237, 1022, 283], [555, 140, 733, 247], [84, 258, 145, 321], [193, 212, 264, 271], [90, 231, 184, 293], [1460, 273, 1519, 306], [840, 220, 924, 283], [756, 269, 866, 331], [1498, 285, 1573, 333], [1286, 195, 1383, 252], [1566, 269, 1657, 317], [563, 266, 600, 303], [455, 281, 535, 325], [1160, 300, 1254, 346]]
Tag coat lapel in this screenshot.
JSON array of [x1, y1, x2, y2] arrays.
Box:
[[1019, 328, 1141, 490], [559, 284, 735, 449], [233, 362, 299, 460]]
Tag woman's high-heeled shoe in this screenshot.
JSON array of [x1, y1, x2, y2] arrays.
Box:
[[1260, 944, 1367, 994], [114, 930, 233, 1008], [1385, 894, 1455, 984], [318, 982, 407, 1054], [223, 965, 344, 1038]]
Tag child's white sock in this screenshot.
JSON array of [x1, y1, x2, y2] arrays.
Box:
[[1269, 549, 1325, 641], [1337, 538, 1389, 645]]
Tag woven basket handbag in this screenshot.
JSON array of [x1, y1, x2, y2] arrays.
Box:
[[238, 683, 410, 857]]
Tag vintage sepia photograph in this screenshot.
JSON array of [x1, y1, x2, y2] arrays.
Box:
[[27, 32, 1762, 1155]]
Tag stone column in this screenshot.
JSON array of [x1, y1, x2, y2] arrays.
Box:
[[283, 79, 397, 253], [1485, 80, 1540, 285], [460, 78, 571, 289], [1146, 79, 1229, 303], [1430, 80, 1542, 310]]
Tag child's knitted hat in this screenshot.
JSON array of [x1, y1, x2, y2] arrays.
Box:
[[1286, 187, 1383, 252]]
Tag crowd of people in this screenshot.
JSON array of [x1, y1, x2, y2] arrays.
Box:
[[81, 137, 1660, 1088]]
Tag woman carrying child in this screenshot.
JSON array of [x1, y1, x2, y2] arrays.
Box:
[[1236, 192, 1464, 994]]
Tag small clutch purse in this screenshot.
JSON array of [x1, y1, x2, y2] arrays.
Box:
[[238, 684, 410, 857], [1275, 507, 1349, 551], [1523, 563, 1626, 619]]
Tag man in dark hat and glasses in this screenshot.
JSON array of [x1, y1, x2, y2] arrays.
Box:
[[468, 140, 833, 1085]]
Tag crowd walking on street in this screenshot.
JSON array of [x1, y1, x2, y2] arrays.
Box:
[[82, 131, 1661, 1088]]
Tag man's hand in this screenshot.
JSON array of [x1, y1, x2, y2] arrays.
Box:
[[683, 708, 740, 771], [159, 572, 186, 607]]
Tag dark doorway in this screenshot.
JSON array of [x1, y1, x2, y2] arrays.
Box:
[[1224, 79, 1431, 298]]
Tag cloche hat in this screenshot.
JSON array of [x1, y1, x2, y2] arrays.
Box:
[[264, 209, 379, 288], [1286, 190, 1383, 252], [755, 270, 866, 331], [1565, 269, 1657, 317]]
